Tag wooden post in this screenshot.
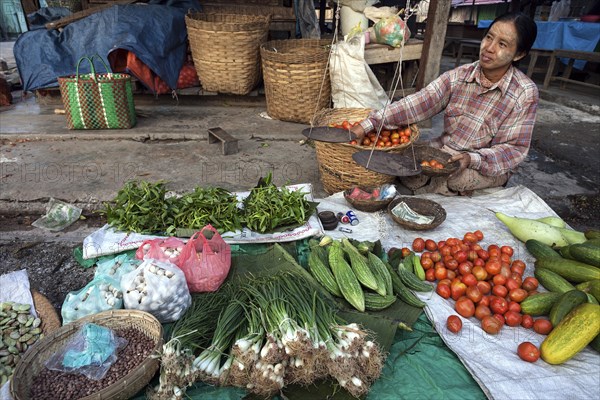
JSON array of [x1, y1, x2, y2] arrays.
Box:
[[416, 0, 452, 91], [415, 0, 452, 128]]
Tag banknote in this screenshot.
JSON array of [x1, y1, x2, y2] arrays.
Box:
[[391, 201, 434, 225]]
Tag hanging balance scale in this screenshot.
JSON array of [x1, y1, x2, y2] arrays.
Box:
[[305, 0, 421, 177]]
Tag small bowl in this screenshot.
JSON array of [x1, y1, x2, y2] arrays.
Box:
[[343, 188, 394, 212], [388, 196, 446, 230], [411, 145, 459, 177]]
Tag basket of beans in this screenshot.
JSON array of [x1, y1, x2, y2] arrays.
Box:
[[11, 309, 163, 400], [412, 145, 459, 177]]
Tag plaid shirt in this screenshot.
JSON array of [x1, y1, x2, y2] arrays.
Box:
[[360, 62, 539, 176]]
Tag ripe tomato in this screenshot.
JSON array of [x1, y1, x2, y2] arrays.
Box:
[[479, 295, 491, 307], [437, 240, 446, 249], [505, 277, 521, 291], [517, 342, 540, 363], [492, 284, 508, 298], [485, 260, 502, 276], [475, 304, 492, 320], [463, 232, 478, 243], [507, 301, 521, 313], [447, 315, 463, 333], [472, 265, 488, 281], [350, 140, 358, 145], [500, 253, 512, 265], [467, 250, 478, 262], [511, 260, 526, 275], [476, 249, 490, 261], [466, 286, 483, 303], [401, 247, 412, 257], [412, 238, 425, 252], [493, 274, 507, 286], [493, 313, 506, 326], [476, 280, 492, 295], [425, 239, 437, 251], [458, 262, 472, 276], [436, 284, 451, 299], [430, 251, 442, 262], [490, 297, 509, 315], [451, 282, 467, 301], [434, 266, 448, 281], [522, 276, 539, 292], [446, 270, 457, 280], [438, 278, 452, 287], [421, 257, 434, 270], [342, 120, 351, 130], [425, 268, 436, 282], [501, 245, 514, 257], [473, 257, 485, 267], [455, 297, 475, 318], [521, 314, 534, 329], [533, 319, 553, 335], [474, 230, 484, 241], [504, 311, 523, 327], [454, 250, 468, 263], [481, 315, 502, 335], [508, 288, 528, 303], [445, 259, 459, 271], [362, 138, 371, 146], [462, 273, 478, 287]]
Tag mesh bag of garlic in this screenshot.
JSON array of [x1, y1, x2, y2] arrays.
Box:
[[120, 259, 192, 323]]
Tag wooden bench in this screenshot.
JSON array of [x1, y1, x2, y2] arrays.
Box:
[[525, 48, 553, 78], [455, 39, 481, 67], [543, 50, 600, 90], [207, 127, 238, 155]]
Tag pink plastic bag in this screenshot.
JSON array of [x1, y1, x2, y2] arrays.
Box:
[[178, 225, 232, 292], [135, 237, 186, 265]]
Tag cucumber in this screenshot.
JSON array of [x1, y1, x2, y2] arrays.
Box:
[[520, 292, 562, 316], [569, 242, 600, 267], [585, 229, 600, 240], [412, 254, 426, 281], [534, 258, 600, 283], [541, 303, 600, 364], [576, 280, 600, 303], [559, 245, 576, 260], [526, 239, 561, 259], [534, 268, 577, 293], [549, 290, 588, 327]]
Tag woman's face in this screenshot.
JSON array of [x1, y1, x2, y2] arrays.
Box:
[[479, 21, 525, 78]]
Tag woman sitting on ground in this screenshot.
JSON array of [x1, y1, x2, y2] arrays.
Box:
[[350, 11, 539, 196]]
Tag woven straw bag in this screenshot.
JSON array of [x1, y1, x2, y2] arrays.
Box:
[[312, 108, 419, 194], [57, 56, 136, 130], [261, 39, 331, 123], [186, 12, 271, 95]]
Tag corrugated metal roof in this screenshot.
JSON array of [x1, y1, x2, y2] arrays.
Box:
[[452, 0, 510, 6]]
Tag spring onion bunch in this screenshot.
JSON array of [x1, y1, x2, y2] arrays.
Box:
[[151, 272, 384, 399]]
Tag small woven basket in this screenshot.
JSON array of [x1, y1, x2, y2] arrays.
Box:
[[343, 189, 394, 212], [186, 12, 271, 95], [412, 145, 460, 177], [312, 108, 420, 194], [261, 39, 331, 123], [388, 196, 446, 231], [11, 310, 163, 400]]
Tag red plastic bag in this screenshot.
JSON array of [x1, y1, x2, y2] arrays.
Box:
[[135, 237, 186, 265], [178, 225, 232, 292]]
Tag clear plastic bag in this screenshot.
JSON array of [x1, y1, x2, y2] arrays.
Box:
[[95, 253, 140, 282], [61, 275, 124, 325], [32, 198, 82, 231], [120, 259, 191, 323], [46, 323, 127, 380]]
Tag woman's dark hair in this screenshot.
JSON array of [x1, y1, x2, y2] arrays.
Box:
[[485, 12, 538, 56]]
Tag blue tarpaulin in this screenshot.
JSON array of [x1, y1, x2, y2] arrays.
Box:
[[14, 0, 200, 91]]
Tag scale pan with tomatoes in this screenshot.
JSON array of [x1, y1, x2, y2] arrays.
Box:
[[352, 150, 422, 177], [301, 126, 358, 143]]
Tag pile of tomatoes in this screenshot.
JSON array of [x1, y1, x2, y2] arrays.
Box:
[[329, 120, 413, 148], [404, 230, 550, 363], [420, 159, 445, 169]]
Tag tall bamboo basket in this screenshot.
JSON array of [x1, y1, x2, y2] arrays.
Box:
[[186, 12, 271, 95], [312, 108, 419, 194], [261, 39, 331, 123]]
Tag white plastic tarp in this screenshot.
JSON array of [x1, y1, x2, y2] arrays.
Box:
[[317, 185, 600, 400], [83, 184, 322, 259]]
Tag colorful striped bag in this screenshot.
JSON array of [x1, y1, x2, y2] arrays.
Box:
[[58, 56, 137, 130]]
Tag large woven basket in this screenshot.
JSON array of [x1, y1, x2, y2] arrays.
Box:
[[261, 39, 331, 123], [312, 108, 420, 194], [11, 310, 163, 400], [186, 12, 271, 95]]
